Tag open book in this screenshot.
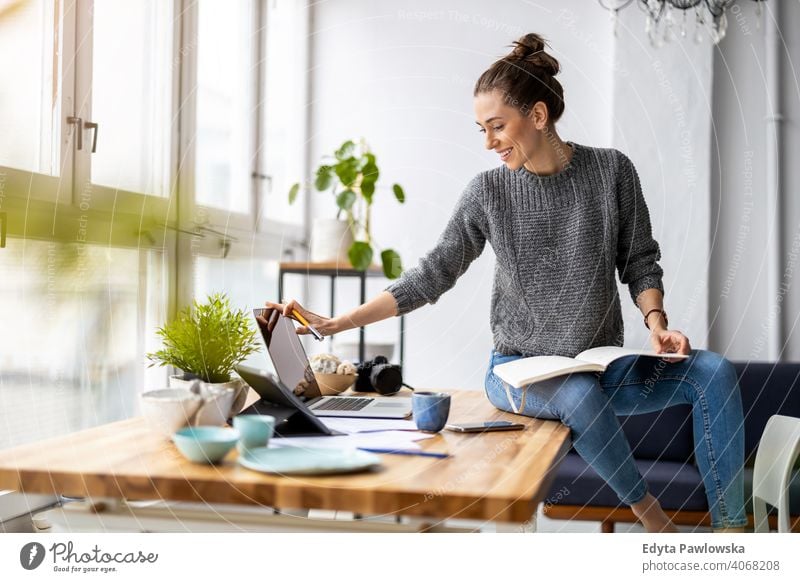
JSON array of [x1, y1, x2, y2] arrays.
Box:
[[493, 346, 690, 389]]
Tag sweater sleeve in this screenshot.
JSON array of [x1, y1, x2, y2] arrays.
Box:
[[615, 152, 664, 305], [385, 176, 488, 315]]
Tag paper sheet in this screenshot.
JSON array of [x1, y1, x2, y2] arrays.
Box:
[[270, 430, 434, 451], [320, 417, 418, 434]]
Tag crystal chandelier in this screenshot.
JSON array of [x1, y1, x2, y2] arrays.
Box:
[[598, 0, 767, 46]]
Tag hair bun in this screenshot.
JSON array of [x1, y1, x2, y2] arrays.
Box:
[[509, 33, 560, 76]]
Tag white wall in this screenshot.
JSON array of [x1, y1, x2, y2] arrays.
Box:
[[307, 0, 614, 390], [708, 0, 768, 360], [611, 7, 714, 351], [709, 0, 800, 361], [780, 0, 800, 361]]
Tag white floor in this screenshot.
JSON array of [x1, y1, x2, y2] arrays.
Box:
[[533, 505, 711, 533]]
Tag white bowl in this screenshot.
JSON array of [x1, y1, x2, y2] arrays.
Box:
[[141, 388, 204, 437]]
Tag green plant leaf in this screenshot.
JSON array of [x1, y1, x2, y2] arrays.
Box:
[[392, 184, 405, 203], [146, 292, 261, 383], [361, 179, 375, 203], [335, 140, 356, 160], [381, 249, 403, 279], [334, 157, 359, 187], [360, 152, 379, 204], [288, 183, 300, 204], [348, 241, 373, 271], [314, 165, 334, 191], [336, 189, 357, 211], [357, 151, 373, 171], [361, 153, 379, 181]]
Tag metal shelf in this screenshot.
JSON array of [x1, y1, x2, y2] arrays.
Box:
[[278, 262, 405, 367]]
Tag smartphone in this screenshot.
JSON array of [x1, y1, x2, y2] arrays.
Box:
[[444, 420, 525, 433]]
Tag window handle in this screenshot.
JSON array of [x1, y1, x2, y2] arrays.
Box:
[[0, 212, 6, 248], [252, 172, 272, 187], [85, 121, 99, 153], [66, 116, 83, 150]]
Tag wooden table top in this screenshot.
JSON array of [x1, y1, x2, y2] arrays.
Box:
[[0, 391, 570, 523]]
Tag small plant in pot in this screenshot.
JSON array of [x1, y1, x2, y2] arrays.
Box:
[[289, 138, 406, 279], [146, 293, 261, 425]]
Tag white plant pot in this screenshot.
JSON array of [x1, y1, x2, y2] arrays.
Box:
[[310, 218, 354, 263], [140, 388, 204, 438], [168, 375, 249, 426]]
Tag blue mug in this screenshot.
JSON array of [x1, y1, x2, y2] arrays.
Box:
[[233, 414, 275, 454], [412, 392, 451, 433]]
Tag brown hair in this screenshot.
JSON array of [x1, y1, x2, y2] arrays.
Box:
[[474, 33, 565, 123]]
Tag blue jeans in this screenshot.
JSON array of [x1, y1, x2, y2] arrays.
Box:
[[484, 349, 746, 528]]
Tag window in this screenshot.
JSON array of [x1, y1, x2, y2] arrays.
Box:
[[259, 0, 309, 227], [86, 0, 174, 197], [0, 0, 309, 448], [0, 240, 167, 449], [0, 0, 62, 176], [194, 0, 256, 214]]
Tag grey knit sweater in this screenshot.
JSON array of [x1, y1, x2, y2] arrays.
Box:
[[385, 142, 664, 357]]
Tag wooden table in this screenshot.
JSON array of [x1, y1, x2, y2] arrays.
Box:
[[0, 391, 570, 531]]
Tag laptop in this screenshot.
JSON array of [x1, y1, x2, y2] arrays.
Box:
[[243, 307, 412, 419]]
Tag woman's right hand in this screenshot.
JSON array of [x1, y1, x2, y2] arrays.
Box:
[[264, 299, 339, 337]]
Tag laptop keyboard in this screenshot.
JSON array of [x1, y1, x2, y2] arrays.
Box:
[[312, 397, 373, 411]]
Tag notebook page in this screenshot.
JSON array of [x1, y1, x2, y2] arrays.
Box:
[[493, 356, 603, 388], [576, 346, 690, 368]]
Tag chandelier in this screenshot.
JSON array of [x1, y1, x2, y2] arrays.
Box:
[[598, 0, 767, 46]]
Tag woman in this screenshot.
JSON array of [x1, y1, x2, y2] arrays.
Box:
[[269, 34, 745, 533]]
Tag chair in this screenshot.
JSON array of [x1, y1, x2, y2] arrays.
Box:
[[753, 415, 800, 532]]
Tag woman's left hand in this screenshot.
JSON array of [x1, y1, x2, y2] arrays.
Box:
[[649, 329, 691, 363]]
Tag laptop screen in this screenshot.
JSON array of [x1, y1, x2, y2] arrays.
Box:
[[253, 308, 322, 401]]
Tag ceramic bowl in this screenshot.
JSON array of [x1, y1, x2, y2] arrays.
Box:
[[314, 372, 357, 395], [141, 388, 204, 437], [172, 426, 240, 464]]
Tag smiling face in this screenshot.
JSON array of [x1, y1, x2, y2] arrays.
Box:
[[474, 90, 548, 171]]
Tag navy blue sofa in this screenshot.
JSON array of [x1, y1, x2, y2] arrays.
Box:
[[544, 362, 800, 532]]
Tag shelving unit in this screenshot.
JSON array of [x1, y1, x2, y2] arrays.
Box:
[[278, 261, 405, 367]]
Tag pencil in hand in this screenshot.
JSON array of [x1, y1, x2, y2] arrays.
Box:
[[291, 309, 324, 341]]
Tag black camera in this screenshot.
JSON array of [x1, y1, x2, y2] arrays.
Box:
[[354, 356, 404, 395]]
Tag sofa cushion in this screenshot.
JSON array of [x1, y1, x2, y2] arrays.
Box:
[[548, 362, 800, 518], [548, 453, 708, 511], [735, 362, 800, 462], [548, 455, 800, 518], [612, 362, 800, 463], [619, 404, 694, 463]]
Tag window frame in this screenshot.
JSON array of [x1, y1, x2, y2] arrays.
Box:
[[0, 0, 75, 206], [0, 0, 305, 259]]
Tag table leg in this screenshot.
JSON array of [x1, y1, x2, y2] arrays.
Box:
[[329, 275, 335, 351], [400, 315, 405, 368], [359, 273, 366, 363]]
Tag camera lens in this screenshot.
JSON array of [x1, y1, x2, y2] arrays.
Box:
[[371, 364, 403, 395]]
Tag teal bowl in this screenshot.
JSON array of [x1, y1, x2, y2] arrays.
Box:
[[172, 426, 240, 464]]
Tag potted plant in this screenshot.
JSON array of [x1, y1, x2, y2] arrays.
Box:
[[146, 293, 261, 424], [289, 138, 406, 279]]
